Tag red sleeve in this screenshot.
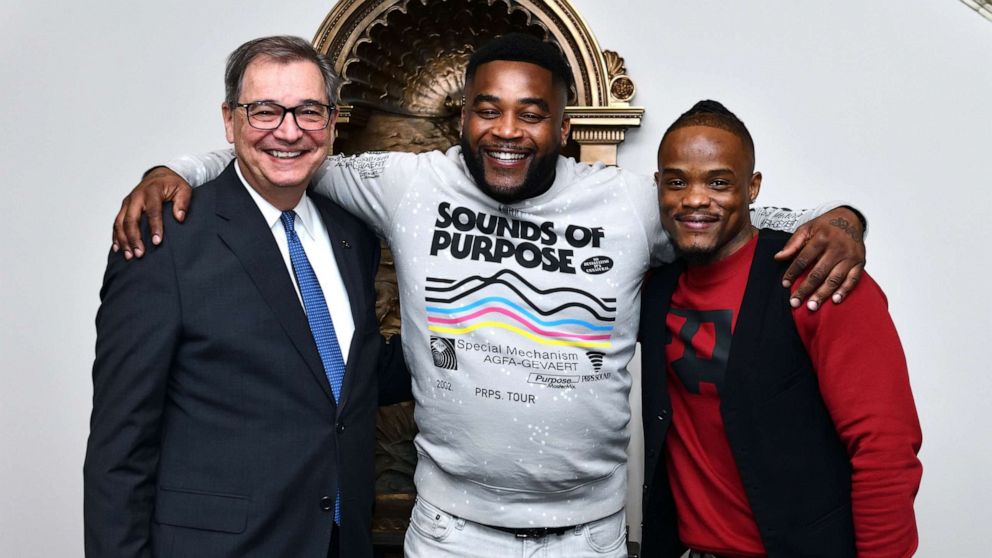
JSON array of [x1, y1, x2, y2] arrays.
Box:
[[792, 272, 923, 558]]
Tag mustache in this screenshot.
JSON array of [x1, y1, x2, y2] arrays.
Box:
[[673, 211, 720, 221]]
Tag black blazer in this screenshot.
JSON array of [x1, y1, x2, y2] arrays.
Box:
[[639, 230, 855, 557], [85, 164, 408, 557]]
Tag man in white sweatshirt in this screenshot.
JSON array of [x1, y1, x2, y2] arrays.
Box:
[[111, 33, 865, 558]]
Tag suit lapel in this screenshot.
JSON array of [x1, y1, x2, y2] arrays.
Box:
[[212, 166, 336, 405], [310, 192, 369, 414]]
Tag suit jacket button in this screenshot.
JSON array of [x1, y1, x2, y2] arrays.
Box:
[[336, 421, 345, 434], [320, 496, 333, 511]]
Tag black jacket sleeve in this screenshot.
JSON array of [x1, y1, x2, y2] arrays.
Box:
[[84, 220, 180, 558]]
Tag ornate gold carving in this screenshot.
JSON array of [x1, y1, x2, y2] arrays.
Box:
[[601, 50, 635, 104], [570, 127, 626, 143], [610, 76, 635, 103], [567, 105, 645, 140], [603, 49, 626, 78]]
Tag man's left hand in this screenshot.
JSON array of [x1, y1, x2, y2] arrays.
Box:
[[775, 206, 866, 311]]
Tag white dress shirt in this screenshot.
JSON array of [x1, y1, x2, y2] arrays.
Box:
[[235, 161, 355, 362]]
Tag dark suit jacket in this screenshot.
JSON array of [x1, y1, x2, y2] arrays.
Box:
[[85, 164, 408, 557]]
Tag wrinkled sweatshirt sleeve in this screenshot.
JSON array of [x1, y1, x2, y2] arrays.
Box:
[[792, 273, 923, 558], [750, 201, 859, 233], [166, 150, 421, 238], [309, 152, 421, 238], [165, 150, 234, 188]]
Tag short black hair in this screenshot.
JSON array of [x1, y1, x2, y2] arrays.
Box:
[[660, 100, 755, 167], [466, 33, 574, 102]]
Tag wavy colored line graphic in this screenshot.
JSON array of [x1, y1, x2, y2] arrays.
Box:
[[428, 293, 613, 322], [428, 323, 611, 349], [428, 307, 611, 341], [426, 279, 614, 322], [426, 269, 616, 311], [426, 297, 614, 332]]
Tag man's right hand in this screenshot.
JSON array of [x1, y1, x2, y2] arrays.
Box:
[[113, 167, 193, 259]]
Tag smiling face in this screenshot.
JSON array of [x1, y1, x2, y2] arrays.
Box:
[[222, 56, 335, 209], [459, 60, 570, 203], [656, 125, 761, 264]]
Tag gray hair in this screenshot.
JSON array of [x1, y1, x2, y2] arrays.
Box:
[[224, 35, 340, 107]]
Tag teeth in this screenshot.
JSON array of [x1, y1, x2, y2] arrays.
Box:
[[268, 150, 302, 159], [486, 151, 526, 161]]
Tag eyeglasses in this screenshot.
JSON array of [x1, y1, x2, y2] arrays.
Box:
[[235, 101, 335, 131]]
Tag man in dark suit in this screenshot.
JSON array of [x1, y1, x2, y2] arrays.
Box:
[[84, 36, 406, 558]]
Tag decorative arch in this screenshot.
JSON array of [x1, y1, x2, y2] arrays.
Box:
[[313, 0, 644, 164]]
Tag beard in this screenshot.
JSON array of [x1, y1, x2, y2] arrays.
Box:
[[672, 241, 719, 264], [669, 221, 756, 266], [460, 135, 560, 204]]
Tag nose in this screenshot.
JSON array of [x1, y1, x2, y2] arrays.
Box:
[[272, 111, 304, 143], [682, 184, 711, 208], [492, 113, 523, 140]]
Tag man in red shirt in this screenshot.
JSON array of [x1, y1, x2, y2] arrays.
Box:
[[639, 100, 922, 558]]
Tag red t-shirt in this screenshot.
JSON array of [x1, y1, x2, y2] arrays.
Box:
[[663, 235, 922, 558]]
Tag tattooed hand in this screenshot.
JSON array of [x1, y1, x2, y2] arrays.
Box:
[[829, 216, 863, 243], [775, 207, 866, 310]]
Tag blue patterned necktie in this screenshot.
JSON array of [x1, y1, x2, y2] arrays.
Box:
[[280, 210, 345, 524]]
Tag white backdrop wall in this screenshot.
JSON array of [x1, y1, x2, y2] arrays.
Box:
[[1, 1, 988, 556]]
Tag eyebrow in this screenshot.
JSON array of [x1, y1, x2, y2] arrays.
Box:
[[660, 167, 737, 176], [706, 168, 734, 176], [472, 94, 551, 112], [245, 99, 328, 106], [705, 168, 736, 176], [518, 97, 551, 112]]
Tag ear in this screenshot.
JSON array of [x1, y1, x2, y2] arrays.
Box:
[[222, 102, 235, 145], [749, 171, 762, 204], [560, 114, 571, 147]]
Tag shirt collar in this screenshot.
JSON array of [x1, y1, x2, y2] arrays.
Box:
[[234, 160, 317, 241]]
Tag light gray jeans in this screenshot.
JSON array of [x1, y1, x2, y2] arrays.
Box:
[[403, 497, 628, 558]]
